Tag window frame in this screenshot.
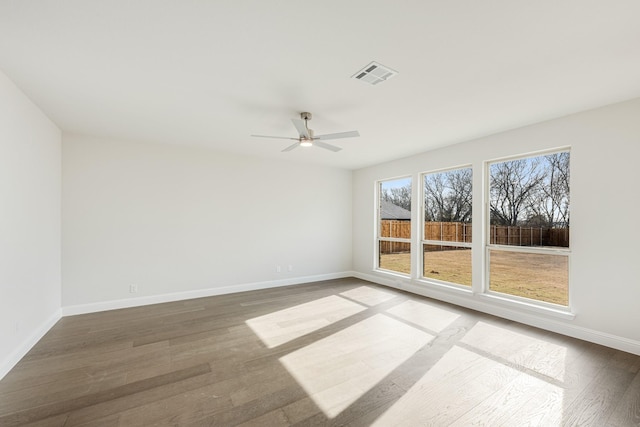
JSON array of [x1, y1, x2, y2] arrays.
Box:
[[484, 148, 571, 309], [419, 165, 473, 288], [375, 176, 413, 276]]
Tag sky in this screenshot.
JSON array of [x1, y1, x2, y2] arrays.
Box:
[[380, 177, 411, 191]]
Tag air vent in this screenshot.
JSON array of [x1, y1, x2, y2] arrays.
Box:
[[351, 61, 398, 85]]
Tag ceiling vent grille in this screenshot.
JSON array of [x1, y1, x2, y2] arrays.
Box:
[[351, 61, 398, 85]]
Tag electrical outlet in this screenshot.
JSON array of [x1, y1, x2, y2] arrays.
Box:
[[288, 265, 293, 272], [276, 265, 282, 273], [14, 321, 20, 334], [129, 284, 138, 293]]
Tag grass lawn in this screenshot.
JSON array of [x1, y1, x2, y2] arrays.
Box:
[[379, 252, 412, 275], [489, 250, 568, 306], [424, 248, 472, 286], [379, 249, 568, 306]]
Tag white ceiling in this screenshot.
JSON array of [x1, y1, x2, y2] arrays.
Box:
[[1, 1, 639, 170]]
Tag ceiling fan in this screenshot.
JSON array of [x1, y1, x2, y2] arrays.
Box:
[[251, 112, 359, 152]]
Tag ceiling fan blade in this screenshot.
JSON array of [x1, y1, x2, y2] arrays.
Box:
[[314, 140, 342, 152], [291, 119, 311, 139], [251, 134, 298, 140], [281, 142, 300, 152], [315, 130, 360, 140]]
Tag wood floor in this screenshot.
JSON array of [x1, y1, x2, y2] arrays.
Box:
[[1, 278, 639, 426]]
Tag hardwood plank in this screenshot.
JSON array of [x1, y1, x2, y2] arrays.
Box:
[[21, 413, 69, 427], [0, 364, 210, 426], [371, 345, 522, 426], [326, 379, 406, 427], [0, 372, 127, 415], [1, 278, 639, 426], [606, 370, 640, 426], [236, 408, 290, 427], [67, 413, 121, 427], [112, 383, 233, 426], [561, 352, 637, 426], [449, 370, 564, 426], [65, 360, 290, 425], [186, 384, 308, 427], [281, 397, 322, 425]]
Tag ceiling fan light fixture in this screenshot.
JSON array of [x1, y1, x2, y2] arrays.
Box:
[[251, 112, 358, 153], [300, 128, 314, 146]]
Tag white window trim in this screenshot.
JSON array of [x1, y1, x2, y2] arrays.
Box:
[[375, 176, 412, 276], [478, 290, 575, 319], [422, 240, 472, 248], [381, 236, 413, 244], [419, 165, 473, 287], [484, 148, 571, 308], [488, 244, 569, 256]]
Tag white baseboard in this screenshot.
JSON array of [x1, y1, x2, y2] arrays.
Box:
[[353, 271, 640, 356], [0, 309, 62, 381], [62, 271, 353, 316]]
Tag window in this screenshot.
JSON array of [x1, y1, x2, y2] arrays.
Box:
[[487, 151, 570, 306], [377, 177, 411, 275], [422, 167, 472, 286]]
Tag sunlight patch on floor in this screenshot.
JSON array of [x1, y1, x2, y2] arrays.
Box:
[[245, 295, 366, 348], [386, 299, 460, 333], [460, 322, 568, 381], [373, 345, 564, 426], [339, 286, 396, 306], [280, 313, 434, 418]]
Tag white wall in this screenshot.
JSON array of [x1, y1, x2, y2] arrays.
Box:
[[353, 97, 640, 353], [62, 135, 352, 311], [0, 71, 62, 378]]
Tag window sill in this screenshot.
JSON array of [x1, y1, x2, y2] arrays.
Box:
[[412, 278, 575, 321], [373, 268, 411, 279], [369, 271, 575, 322], [477, 292, 575, 320], [415, 278, 473, 295]]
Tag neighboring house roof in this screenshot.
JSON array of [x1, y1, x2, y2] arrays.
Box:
[[380, 199, 411, 220]]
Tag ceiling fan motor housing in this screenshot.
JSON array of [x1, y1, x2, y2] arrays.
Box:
[[250, 111, 357, 152]]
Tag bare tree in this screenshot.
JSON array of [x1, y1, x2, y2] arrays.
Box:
[[381, 185, 411, 211], [384, 152, 569, 230], [529, 152, 570, 227], [489, 158, 546, 226], [424, 168, 472, 222]]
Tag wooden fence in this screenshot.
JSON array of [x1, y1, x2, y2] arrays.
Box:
[[490, 225, 569, 247], [380, 220, 569, 254], [379, 220, 412, 254]]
